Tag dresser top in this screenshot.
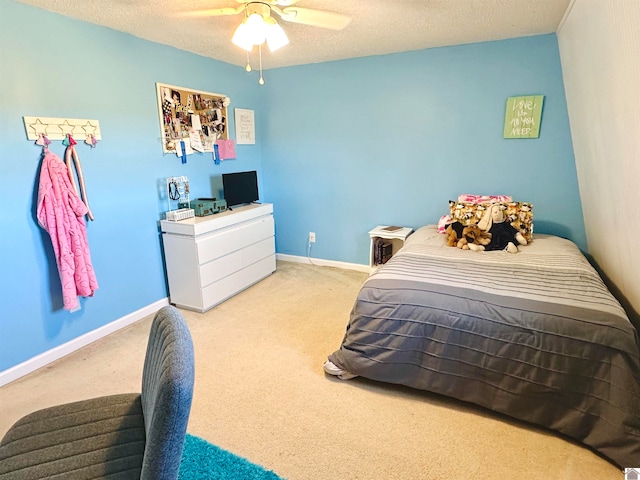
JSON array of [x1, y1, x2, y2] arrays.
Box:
[[161, 203, 273, 236]]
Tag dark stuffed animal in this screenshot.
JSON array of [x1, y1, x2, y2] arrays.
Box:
[[446, 221, 492, 250], [464, 225, 492, 250], [485, 222, 523, 252], [446, 221, 465, 247]]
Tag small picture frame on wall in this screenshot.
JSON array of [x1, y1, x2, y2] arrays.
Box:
[[503, 95, 544, 139], [234, 108, 255, 145], [156, 82, 229, 153]]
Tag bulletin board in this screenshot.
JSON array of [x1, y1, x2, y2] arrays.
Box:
[[156, 83, 229, 154]]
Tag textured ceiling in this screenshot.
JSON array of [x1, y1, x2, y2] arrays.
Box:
[[15, 0, 571, 69]]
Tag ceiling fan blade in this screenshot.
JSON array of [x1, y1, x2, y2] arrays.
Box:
[[234, 0, 303, 5], [274, 0, 303, 5], [177, 7, 243, 18], [275, 6, 351, 30]]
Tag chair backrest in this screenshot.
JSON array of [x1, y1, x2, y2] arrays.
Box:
[[140, 306, 195, 480]]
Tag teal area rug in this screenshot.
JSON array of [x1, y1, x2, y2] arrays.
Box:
[[179, 433, 285, 480]]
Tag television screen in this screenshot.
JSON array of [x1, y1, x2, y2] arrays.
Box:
[[222, 170, 259, 207]]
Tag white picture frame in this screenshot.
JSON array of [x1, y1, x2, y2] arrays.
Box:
[[234, 108, 255, 145]]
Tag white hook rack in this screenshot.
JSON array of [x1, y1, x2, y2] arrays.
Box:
[[23, 116, 102, 141]]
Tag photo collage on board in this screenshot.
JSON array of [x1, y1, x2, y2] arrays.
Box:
[[159, 85, 228, 153]]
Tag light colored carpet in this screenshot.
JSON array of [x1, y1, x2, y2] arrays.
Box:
[[0, 261, 620, 479]]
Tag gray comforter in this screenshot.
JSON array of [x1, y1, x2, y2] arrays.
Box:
[[329, 226, 640, 468]]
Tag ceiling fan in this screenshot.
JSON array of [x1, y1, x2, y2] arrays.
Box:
[[179, 1, 351, 84], [180, 0, 352, 32]]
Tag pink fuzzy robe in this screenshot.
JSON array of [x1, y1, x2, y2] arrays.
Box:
[[37, 151, 98, 310]]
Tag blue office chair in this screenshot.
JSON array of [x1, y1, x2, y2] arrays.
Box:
[[0, 305, 195, 480]]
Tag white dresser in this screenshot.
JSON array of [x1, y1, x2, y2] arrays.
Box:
[[160, 203, 276, 312]]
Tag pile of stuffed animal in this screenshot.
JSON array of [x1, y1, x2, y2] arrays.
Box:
[[445, 204, 527, 253]]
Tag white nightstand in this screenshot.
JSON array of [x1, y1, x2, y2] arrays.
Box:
[[368, 225, 413, 272]]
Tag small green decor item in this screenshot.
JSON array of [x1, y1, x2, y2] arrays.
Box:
[[503, 95, 544, 139]]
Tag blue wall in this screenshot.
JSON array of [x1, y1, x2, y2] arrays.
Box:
[[262, 35, 583, 263], [0, 1, 584, 373], [0, 1, 264, 371]]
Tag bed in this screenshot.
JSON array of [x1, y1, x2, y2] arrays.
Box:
[[326, 225, 640, 468]]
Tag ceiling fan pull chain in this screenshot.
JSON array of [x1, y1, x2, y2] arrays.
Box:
[[258, 44, 265, 85], [245, 50, 252, 72]]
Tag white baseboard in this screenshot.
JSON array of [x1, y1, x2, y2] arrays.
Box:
[[277, 253, 370, 273], [0, 298, 170, 388]]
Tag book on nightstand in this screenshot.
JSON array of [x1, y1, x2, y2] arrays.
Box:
[[381, 226, 402, 232], [373, 238, 393, 265]]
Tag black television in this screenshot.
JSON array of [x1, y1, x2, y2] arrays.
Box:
[[222, 170, 259, 207]]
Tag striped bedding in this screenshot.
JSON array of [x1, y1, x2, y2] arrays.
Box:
[[328, 226, 640, 468]]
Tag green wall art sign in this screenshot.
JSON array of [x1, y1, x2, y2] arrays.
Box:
[[503, 95, 544, 139]]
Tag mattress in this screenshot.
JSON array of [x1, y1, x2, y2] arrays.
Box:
[[328, 226, 640, 467]]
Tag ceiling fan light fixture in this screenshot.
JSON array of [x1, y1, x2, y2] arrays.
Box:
[[245, 12, 267, 45], [228, 1, 300, 84], [265, 18, 289, 52], [231, 21, 254, 51]]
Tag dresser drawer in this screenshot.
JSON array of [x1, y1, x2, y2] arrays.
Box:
[[199, 236, 275, 288], [196, 216, 274, 265], [200, 255, 276, 309]]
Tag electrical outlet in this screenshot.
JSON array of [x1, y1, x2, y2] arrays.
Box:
[[308, 232, 316, 243]]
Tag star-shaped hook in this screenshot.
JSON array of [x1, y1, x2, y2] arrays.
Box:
[[82, 121, 97, 136], [58, 120, 75, 136], [29, 119, 49, 137]]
